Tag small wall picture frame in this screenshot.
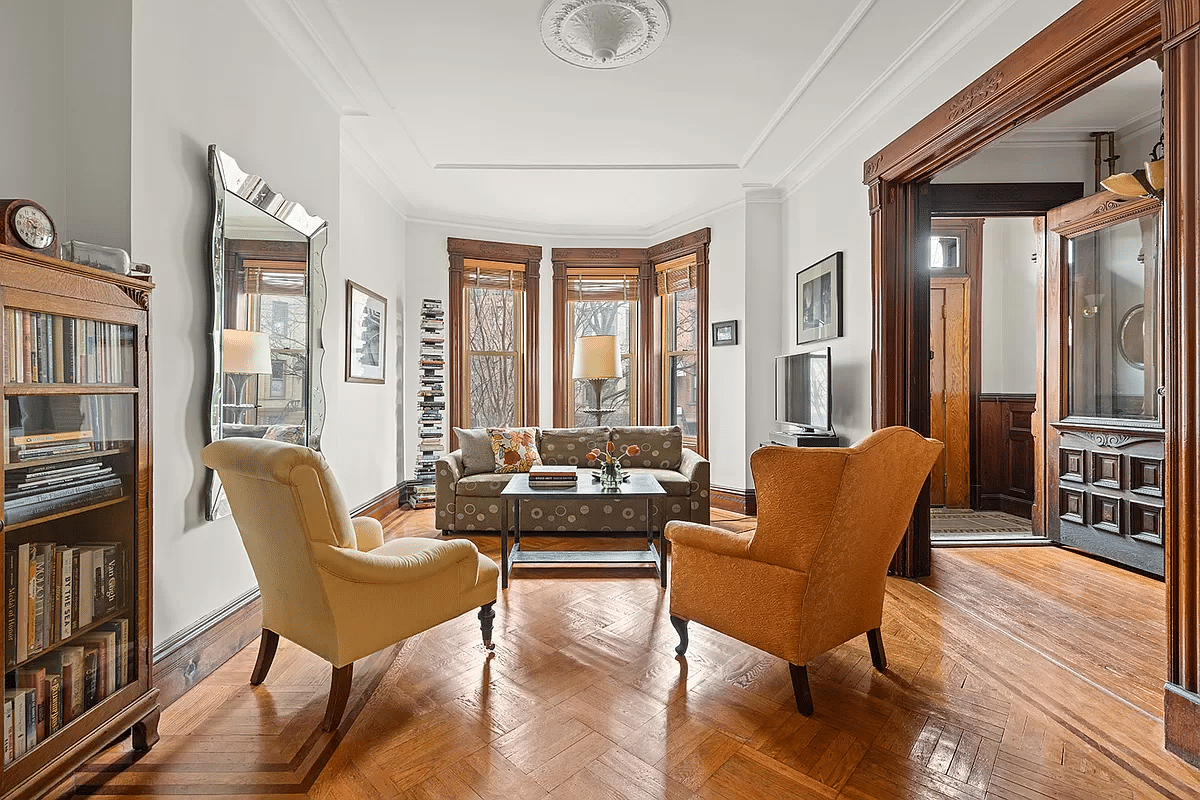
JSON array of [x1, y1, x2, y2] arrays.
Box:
[[711, 319, 738, 347], [796, 252, 843, 345], [346, 280, 386, 383]]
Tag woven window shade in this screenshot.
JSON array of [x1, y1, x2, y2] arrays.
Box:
[[567, 270, 639, 303], [242, 260, 306, 295], [655, 254, 697, 296], [464, 259, 525, 292]]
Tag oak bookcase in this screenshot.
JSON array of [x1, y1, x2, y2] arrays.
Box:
[[0, 244, 158, 798]]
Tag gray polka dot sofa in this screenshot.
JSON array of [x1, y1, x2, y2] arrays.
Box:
[[435, 425, 710, 533]]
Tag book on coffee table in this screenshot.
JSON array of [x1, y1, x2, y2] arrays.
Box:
[[528, 465, 578, 487]]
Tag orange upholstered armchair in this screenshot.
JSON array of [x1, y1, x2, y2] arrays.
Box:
[[665, 426, 942, 715]]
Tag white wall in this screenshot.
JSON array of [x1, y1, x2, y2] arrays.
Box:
[[130, 0, 405, 645], [329, 155, 407, 497], [780, 0, 1075, 449], [0, 2, 66, 237], [980, 218, 1039, 394]]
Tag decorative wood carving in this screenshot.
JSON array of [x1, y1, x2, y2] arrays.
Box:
[[1047, 191, 1160, 237], [447, 237, 542, 263], [550, 248, 646, 266], [647, 227, 711, 261], [948, 70, 1004, 121], [864, 0, 1160, 183], [1057, 428, 1162, 450]]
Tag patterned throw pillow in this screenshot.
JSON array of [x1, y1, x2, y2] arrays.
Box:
[[488, 427, 542, 473], [262, 424, 305, 445]]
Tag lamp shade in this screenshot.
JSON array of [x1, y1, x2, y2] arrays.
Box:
[[223, 329, 272, 374], [572, 335, 621, 380]]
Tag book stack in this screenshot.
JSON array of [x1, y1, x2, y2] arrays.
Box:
[[4, 457, 124, 525], [3, 542, 125, 665], [2, 614, 130, 764], [4, 310, 135, 385], [412, 299, 444, 509], [528, 465, 578, 489]]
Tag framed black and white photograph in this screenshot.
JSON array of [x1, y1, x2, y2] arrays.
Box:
[[796, 252, 842, 345], [711, 320, 738, 346], [346, 280, 386, 383]]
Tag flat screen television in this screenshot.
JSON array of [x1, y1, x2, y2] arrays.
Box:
[[775, 347, 832, 433]]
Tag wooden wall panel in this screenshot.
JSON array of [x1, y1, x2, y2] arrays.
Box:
[[1161, 0, 1200, 765], [978, 394, 1036, 518]]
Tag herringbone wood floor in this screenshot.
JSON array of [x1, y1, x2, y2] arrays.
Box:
[[73, 509, 1200, 799]]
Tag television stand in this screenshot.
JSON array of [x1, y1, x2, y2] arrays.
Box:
[[768, 430, 839, 447]]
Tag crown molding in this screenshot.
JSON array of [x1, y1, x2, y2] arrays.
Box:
[[340, 133, 413, 219], [405, 209, 652, 242], [739, 0, 878, 168], [744, 185, 785, 203], [433, 163, 740, 171], [778, 0, 1020, 197], [1117, 108, 1162, 141]]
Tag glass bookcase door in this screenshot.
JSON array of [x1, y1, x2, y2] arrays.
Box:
[[1, 310, 141, 767]]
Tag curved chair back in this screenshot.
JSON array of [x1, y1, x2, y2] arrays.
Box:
[[201, 438, 355, 658], [749, 427, 942, 660]]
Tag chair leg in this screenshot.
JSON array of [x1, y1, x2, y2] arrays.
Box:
[[250, 629, 279, 686], [867, 628, 887, 671], [670, 615, 689, 655], [789, 663, 814, 716], [479, 602, 496, 650], [322, 664, 353, 732]]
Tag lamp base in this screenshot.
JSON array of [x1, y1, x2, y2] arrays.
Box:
[[584, 378, 618, 427]]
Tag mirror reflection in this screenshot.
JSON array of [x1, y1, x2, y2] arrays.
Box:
[[205, 146, 327, 520], [1068, 209, 1161, 420]]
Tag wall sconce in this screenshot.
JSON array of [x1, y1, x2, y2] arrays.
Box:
[[1082, 294, 1105, 318]]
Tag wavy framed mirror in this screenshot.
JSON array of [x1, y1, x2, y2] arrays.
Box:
[[204, 146, 328, 520]]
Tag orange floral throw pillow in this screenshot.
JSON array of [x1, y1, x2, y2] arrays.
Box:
[[488, 427, 542, 473]]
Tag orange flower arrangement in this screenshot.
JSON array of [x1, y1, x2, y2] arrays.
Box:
[[587, 440, 641, 467]]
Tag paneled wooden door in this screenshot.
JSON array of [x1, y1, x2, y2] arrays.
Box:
[[1044, 192, 1164, 576], [930, 277, 971, 508]]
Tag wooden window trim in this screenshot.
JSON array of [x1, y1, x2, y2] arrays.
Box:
[[448, 238, 541, 448]]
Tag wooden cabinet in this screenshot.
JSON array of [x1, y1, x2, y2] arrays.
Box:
[[0, 245, 158, 798]]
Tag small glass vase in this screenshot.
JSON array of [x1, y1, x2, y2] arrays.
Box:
[[599, 459, 623, 490]]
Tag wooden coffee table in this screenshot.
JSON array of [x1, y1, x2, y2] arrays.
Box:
[[499, 473, 667, 588]]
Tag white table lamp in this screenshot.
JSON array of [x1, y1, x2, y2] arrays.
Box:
[[223, 329, 272, 423], [572, 335, 621, 426]]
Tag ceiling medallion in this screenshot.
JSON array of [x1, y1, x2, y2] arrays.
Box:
[[540, 0, 670, 70]]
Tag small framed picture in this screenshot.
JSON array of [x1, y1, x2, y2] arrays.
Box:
[[346, 280, 386, 383], [796, 252, 843, 345], [711, 320, 738, 347]]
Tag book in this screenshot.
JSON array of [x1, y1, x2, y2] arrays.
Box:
[[98, 618, 129, 688], [5, 690, 25, 760], [11, 429, 92, 447], [16, 666, 46, 742], [16, 544, 29, 663], [45, 672, 61, 736], [30, 546, 45, 654], [77, 630, 116, 698], [57, 546, 74, 640], [3, 698, 12, 765], [4, 549, 16, 669], [81, 647, 100, 709]]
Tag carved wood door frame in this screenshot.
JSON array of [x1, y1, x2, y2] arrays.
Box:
[[863, 0, 1200, 765]]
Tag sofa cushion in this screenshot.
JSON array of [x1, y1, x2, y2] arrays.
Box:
[[456, 472, 516, 496], [625, 467, 691, 496], [539, 427, 610, 466], [610, 426, 683, 469], [489, 427, 542, 473], [453, 427, 496, 476]]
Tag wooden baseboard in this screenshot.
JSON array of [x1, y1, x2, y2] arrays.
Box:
[[711, 485, 756, 516], [153, 483, 405, 709], [350, 483, 404, 520], [1165, 683, 1200, 767], [153, 588, 262, 709], [978, 493, 1034, 520]]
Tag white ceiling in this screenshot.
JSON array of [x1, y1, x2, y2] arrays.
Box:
[[1005, 59, 1162, 142], [249, 0, 1080, 235]]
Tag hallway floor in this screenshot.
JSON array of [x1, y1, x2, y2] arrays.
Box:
[[931, 508, 1045, 546]]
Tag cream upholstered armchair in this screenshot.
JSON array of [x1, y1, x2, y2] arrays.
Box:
[[201, 438, 499, 731], [666, 427, 941, 716]]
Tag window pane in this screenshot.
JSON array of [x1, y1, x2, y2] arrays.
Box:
[[673, 288, 698, 351], [668, 353, 698, 437], [469, 354, 516, 428], [468, 287, 515, 351], [572, 356, 631, 426], [569, 298, 636, 425]]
